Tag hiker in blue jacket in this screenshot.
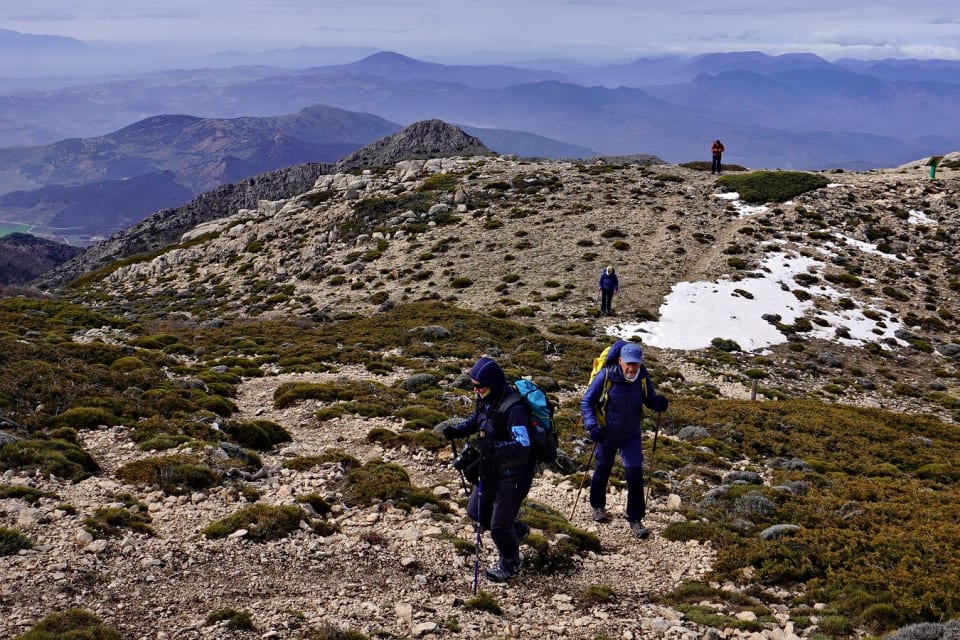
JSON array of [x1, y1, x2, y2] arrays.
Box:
[[598, 265, 619, 315], [580, 343, 668, 539], [442, 357, 535, 582]]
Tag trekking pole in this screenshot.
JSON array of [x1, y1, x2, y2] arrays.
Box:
[[652, 410, 662, 456], [472, 474, 482, 595], [644, 410, 663, 505], [569, 441, 596, 521], [451, 440, 482, 594]]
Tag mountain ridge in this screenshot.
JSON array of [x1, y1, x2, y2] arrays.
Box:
[[2, 49, 958, 168], [32, 120, 502, 288]]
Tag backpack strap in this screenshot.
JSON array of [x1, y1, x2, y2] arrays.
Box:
[[491, 387, 523, 439], [596, 367, 614, 426], [596, 363, 650, 425]]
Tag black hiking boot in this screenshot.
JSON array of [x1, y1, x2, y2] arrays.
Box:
[[485, 559, 522, 582], [630, 521, 651, 539]]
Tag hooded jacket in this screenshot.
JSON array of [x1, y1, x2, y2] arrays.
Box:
[[446, 358, 534, 477], [598, 269, 619, 293]]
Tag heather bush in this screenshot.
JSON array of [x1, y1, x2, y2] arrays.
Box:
[[12, 608, 120, 640], [0, 526, 32, 555], [202, 504, 305, 542], [716, 171, 829, 203]]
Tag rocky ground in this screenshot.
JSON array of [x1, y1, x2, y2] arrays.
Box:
[[2, 366, 732, 640]]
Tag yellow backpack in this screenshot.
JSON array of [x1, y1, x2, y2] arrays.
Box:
[[589, 340, 629, 425]]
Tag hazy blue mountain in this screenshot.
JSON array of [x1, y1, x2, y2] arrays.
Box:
[[645, 67, 960, 142], [557, 51, 836, 88], [685, 51, 835, 76], [0, 171, 194, 243], [459, 126, 596, 158], [309, 51, 567, 89], [835, 57, 960, 83], [0, 105, 400, 196], [206, 45, 381, 69], [0, 30, 377, 79], [1, 43, 958, 174], [0, 28, 89, 55]]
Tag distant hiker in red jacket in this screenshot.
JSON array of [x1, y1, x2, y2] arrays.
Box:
[[711, 139, 725, 174]]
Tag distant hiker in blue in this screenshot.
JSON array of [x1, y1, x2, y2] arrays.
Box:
[[597, 265, 619, 315], [441, 357, 535, 582], [711, 139, 725, 174], [580, 343, 668, 539]]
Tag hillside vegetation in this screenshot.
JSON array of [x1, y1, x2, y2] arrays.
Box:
[[2, 147, 960, 639]]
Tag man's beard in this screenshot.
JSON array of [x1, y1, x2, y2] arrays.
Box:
[[624, 370, 640, 382]]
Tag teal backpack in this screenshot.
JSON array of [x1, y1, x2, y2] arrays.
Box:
[[497, 378, 558, 465]]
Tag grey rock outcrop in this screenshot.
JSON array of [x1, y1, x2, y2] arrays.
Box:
[[335, 119, 494, 171]]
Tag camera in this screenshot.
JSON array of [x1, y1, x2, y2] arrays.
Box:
[[452, 441, 481, 485]]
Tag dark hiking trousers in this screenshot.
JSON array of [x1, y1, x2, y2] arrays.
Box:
[[589, 432, 646, 523], [468, 469, 534, 570], [600, 289, 614, 314]]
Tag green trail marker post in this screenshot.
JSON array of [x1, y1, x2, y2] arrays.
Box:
[[928, 156, 943, 179]]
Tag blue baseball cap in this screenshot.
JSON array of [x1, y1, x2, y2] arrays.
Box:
[[620, 343, 643, 364]]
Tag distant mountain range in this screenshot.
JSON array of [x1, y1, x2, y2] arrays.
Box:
[[2, 48, 957, 167], [2, 32, 959, 250], [0, 104, 594, 245]]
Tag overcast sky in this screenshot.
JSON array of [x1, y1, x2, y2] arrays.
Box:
[[4, 0, 960, 62]]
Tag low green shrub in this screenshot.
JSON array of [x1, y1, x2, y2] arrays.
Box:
[[366, 427, 447, 452], [115, 455, 220, 495], [205, 608, 254, 630], [0, 526, 32, 555], [0, 484, 56, 504], [464, 590, 502, 615], [12, 608, 120, 640], [395, 405, 447, 430], [345, 458, 411, 506], [716, 171, 829, 204], [521, 501, 601, 557], [84, 505, 155, 538], [202, 504, 305, 542], [45, 406, 121, 429], [577, 584, 617, 608], [224, 419, 292, 450], [0, 438, 100, 480], [283, 449, 361, 471]]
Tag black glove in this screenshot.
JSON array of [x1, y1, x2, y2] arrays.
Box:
[[588, 427, 605, 443], [441, 425, 459, 440], [652, 395, 669, 413]]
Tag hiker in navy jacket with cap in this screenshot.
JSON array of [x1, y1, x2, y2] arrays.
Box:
[[442, 357, 535, 582], [598, 265, 619, 315], [580, 342, 668, 539]]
